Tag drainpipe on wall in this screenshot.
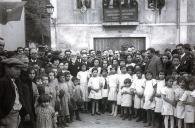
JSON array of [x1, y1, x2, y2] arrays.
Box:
[[176, 0, 180, 44]]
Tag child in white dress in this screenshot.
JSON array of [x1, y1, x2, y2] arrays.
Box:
[[107, 67, 118, 116], [77, 64, 89, 112], [174, 77, 186, 128], [115, 66, 131, 117], [154, 71, 165, 128], [161, 76, 175, 128], [100, 68, 109, 114], [143, 71, 156, 127], [121, 78, 133, 120], [88, 68, 103, 115], [131, 69, 145, 122], [180, 78, 195, 128]]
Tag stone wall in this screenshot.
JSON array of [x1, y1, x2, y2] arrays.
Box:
[[51, 0, 195, 52]]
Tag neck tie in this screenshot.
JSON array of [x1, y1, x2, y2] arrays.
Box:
[[104, 78, 108, 89]]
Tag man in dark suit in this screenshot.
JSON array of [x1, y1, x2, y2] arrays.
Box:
[[68, 52, 81, 77], [81, 54, 91, 69], [145, 48, 162, 78], [168, 55, 183, 74], [29, 48, 44, 68], [176, 44, 193, 73], [0, 58, 26, 128]]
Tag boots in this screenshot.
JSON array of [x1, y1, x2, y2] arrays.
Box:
[[75, 110, 81, 121], [128, 114, 132, 121], [122, 113, 128, 120], [57, 115, 68, 127], [136, 109, 143, 122]]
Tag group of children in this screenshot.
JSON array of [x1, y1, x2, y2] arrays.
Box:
[[29, 61, 195, 128], [86, 65, 195, 128]]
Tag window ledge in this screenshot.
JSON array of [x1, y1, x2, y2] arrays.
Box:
[[102, 22, 139, 26]]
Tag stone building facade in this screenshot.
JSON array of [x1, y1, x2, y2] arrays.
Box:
[[50, 0, 195, 52]]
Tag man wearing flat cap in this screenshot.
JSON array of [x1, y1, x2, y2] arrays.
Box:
[[0, 58, 26, 128]]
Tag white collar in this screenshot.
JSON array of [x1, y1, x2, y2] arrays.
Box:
[[180, 53, 185, 58]]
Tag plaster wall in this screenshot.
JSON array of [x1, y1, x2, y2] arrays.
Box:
[[0, 0, 25, 51], [51, 0, 195, 52]]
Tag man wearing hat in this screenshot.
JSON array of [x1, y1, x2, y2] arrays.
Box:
[[0, 58, 26, 128]]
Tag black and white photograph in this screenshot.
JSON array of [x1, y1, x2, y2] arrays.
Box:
[[0, 0, 195, 128]]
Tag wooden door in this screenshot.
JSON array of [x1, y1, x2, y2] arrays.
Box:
[[94, 37, 145, 51]]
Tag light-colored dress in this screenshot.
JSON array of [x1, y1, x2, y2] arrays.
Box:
[[107, 74, 118, 101], [48, 80, 58, 108], [58, 82, 70, 116], [174, 87, 185, 119], [132, 78, 145, 109], [101, 77, 109, 98], [154, 80, 165, 113], [121, 86, 133, 107], [117, 73, 131, 105], [161, 86, 175, 116], [36, 105, 55, 128], [88, 76, 102, 100], [77, 71, 89, 102], [191, 90, 195, 97], [180, 90, 195, 123], [143, 79, 156, 110]]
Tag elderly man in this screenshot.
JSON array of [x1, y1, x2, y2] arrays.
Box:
[[0, 58, 26, 128], [145, 48, 162, 78]]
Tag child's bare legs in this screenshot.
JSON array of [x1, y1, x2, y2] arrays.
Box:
[[177, 118, 182, 128], [170, 116, 174, 128], [164, 116, 174, 128], [110, 102, 115, 115], [91, 100, 95, 115], [114, 105, 118, 117], [95, 100, 100, 114], [164, 115, 169, 128]]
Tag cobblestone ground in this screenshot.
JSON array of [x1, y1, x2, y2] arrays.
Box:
[[68, 113, 146, 128]]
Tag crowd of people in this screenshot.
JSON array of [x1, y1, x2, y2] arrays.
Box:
[[0, 37, 195, 128]]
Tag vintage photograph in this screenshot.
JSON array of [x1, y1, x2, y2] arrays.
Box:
[[0, 0, 195, 128]]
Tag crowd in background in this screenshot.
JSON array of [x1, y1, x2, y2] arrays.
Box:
[[0, 37, 195, 128]]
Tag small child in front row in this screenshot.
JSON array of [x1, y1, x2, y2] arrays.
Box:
[[154, 71, 165, 128], [36, 94, 57, 128], [88, 68, 103, 115], [121, 78, 133, 120], [107, 67, 118, 116], [100, 68, 109, 114], [77, 64, 89, 112], [116, 66, 131, 117], [131, 69, 145, 122], [161, 76, 175, 128], [179, 77, 195, 128], [71, 77, 83, 121], [174, 76, 186, 128], [143, 71, 156, 127]]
